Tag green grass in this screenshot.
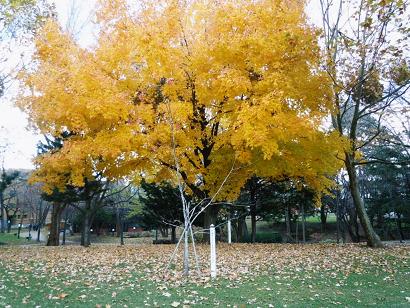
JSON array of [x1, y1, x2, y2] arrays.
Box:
[[0, 259, 408, 307], [0, 232, 34, 246], [0, 245, 409, 307]]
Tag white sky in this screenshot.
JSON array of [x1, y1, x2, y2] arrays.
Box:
[[0, 0, 97, 170], [0, 0, 350, 170]]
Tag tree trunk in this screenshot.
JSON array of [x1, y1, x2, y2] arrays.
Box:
[[17, 214, 24, 239], [345, 155, 383, 247], [237, 215, 248, 242], [295, 216, 299, 243], [62, 210, 68, 245], [82, 211, 92, 247], [46, 203, 64, 246], [285, 206, 293, 242], [171, 226, 176, 243], [397, 213, 404, 243], [37, 224, 41, 242], [301, 204, 306, 243], [250, 202, 257, 243], [250, 181, 257, 243], [183, 219, 189, 276], [336, 198, 340, 244], [120, 213, 124, 246], [0, 192, 5, 233], [320, 205, 327, 233], [203, 205, 219, 243], [116, 207, 121, 237]]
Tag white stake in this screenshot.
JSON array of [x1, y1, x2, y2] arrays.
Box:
[[210, 224, 217, 278], [227, 219, 232, 244]]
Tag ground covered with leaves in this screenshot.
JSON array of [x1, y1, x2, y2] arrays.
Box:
[[0, 243, 409, 307]]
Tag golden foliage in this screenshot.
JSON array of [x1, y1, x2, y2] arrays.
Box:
[[18, 0, 347, 199]]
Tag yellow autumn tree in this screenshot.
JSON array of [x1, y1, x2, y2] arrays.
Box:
[[18, 0, 347, 229]]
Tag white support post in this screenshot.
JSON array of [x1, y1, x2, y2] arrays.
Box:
[[227, 219, 232, 244], [210, 224, 217, 278]]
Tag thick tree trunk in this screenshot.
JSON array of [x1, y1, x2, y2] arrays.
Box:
[[203, 205, 219, 243], [37, 225, 41, 242], [47, 203, 64, 246], [345, 155, 383, 247], [82, 211, 92, 247], [237, 215, 248, 242]]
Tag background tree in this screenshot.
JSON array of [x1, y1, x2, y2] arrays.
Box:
[[135, 181, 186, 243], [0, 166, 18, 232], [320, 0, 410, 247]]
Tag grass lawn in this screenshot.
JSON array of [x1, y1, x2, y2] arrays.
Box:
[[0, 232, 39, 246], [0, 243, 409, 307]]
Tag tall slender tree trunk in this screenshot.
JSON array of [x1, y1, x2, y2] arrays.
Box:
[[62, 210, 69, 245], [295, 217, 299, 243], [116, 207, 121, 237], [120, 212, 124, 246], [285, 206, 292, 242], [397, 213, 404, 243], [0, 192, 5, 233], [47, 202, 64, 246], [345, 155, 383, 247], [301, 204, 306, 243], [336, 198, 340, 244], [183, 219, 189, 276], [250, 202, 257, 243]]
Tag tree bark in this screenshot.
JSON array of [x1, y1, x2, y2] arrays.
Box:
[[116, 207, 121, 237], [301, 204, 306, 243], [120, 212, 124, 245], [320, 205, 327, 232], [46, 202, 65, 246], [397, 213, 404, 242], [237, 215, 248, 242], [62, 210, 68, 245], [171, 226, 176, 243], [250, 202, 257, 244], [82, 211, 92, 247], [345, 155, 383, 247], [336, 198, 340, 244], [203, 205, 219, 243], [285, 206, 293, 242], [0, 192, 5, 233]]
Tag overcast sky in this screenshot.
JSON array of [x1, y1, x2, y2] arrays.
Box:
[[0, 0, 324, 170]]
